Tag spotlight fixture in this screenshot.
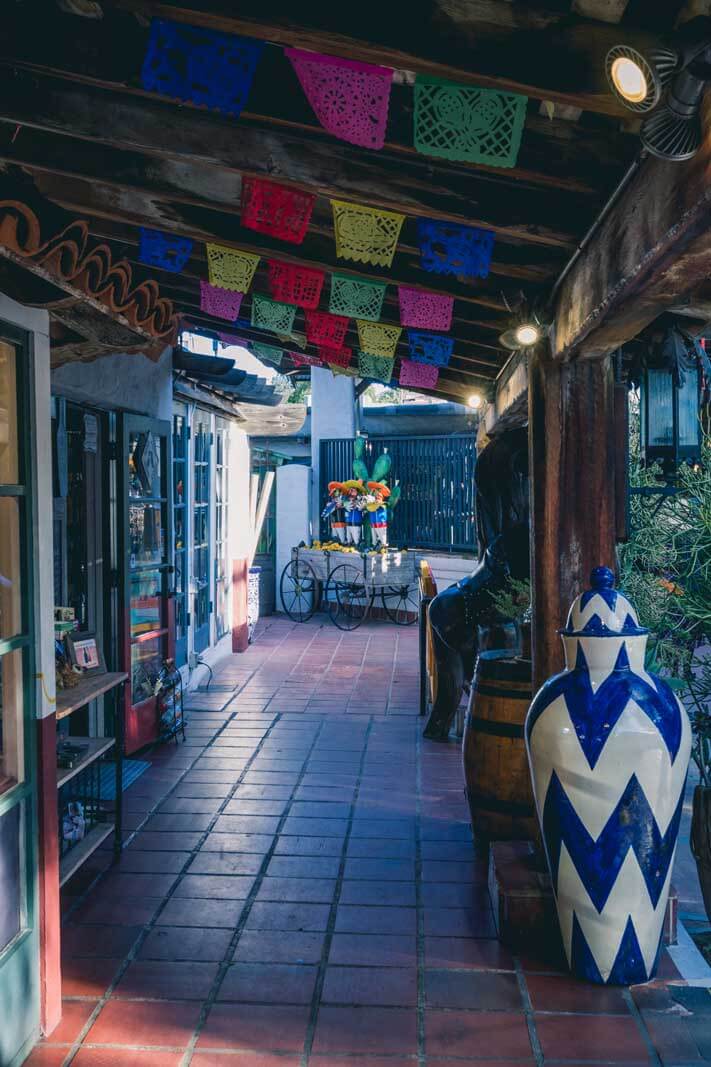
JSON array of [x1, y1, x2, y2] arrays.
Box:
[[467, 393, 482, 409], [498, 319, 544, 351], [606, 17, 711, 161]]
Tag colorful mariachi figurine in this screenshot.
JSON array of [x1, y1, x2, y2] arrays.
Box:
[[366, 481, 391, 546], [342, 480, 366, 545], [321, 481, 346, 543]]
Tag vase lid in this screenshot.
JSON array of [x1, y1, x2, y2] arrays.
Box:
[[561, 566, 648, 637]]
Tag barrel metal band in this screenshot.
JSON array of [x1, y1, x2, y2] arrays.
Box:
[[474, 683, 531, 699], [466, 715, 524, 739]]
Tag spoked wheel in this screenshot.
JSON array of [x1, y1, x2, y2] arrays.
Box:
[[280, 559, 319, 622], [381, 582, 419, 626], [326, 563, 372, 631]]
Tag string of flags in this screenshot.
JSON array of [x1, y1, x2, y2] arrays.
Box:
[[139, 18, 527, 167], [136, 15, 524, 392], [139, 220, 465, 389]]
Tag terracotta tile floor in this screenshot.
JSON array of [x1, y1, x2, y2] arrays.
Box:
[[30, 616, 711, 1066]]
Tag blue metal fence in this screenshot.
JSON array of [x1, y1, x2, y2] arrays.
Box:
[[319, 434, 477, 552]]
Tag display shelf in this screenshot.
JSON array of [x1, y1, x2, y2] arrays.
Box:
[[56, 671, 128, 720], [56, 737, 115, 790], [59, 823, 114, 887]]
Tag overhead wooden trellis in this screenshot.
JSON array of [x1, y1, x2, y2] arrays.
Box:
[[0, 0, 676, 400]]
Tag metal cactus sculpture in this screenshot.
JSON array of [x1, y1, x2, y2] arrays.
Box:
[[352, 438, 401, 546]]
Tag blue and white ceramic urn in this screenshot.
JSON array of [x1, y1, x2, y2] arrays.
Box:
[[525, 566, 691, 985]]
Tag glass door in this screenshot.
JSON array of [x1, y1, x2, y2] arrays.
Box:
[[172, 412, 188, 668], [214, 419, 230, 641], [0, 326, 39, 1066], [192, 413, 211, 655], [120, 415, 173, 754]]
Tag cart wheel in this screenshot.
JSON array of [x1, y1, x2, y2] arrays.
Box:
[[382, 583, 419, 626], [326, 563, 372, 631], [280, 559, 319, 622]]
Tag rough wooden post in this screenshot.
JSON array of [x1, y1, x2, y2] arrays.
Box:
[[528, 348, 617, 691]]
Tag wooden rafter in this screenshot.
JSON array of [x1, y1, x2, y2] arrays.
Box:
[[0, 10, 638, 197], [0, 67, 592, 252], [105, 0, 658, 115], [21, 169, 516, 340], [0, 128, 561, 291], [553, 99, 711, 361]]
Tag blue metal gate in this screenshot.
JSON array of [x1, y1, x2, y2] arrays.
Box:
[[319, 434, 477, 552]]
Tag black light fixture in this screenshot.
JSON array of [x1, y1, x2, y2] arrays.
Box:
[[628, 323, 706, 475], [498, 294, 549, 351], [606, 17, 711, 161]]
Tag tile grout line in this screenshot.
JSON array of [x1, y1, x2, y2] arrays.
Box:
[[181, 625, 346, 1065], [622, 986, 664, 1067], [179, 717, 328, 1065], [59, 649, 282, 927], [415, 711, 427, 1067], [58, 623, 333, 1065], [58, 700, 287, 1067], [300, 715, 375, 1062], [514, 959, 544, 1067]]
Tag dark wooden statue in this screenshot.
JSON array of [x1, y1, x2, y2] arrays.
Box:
[[423, 429, 530, 740]]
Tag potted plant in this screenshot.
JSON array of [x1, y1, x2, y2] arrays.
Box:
[[619, 412, 711, 921], [490, 576, 532, 659], [688, 653, 711, 917]]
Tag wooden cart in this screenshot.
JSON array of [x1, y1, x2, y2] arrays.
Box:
[[280, 546, 419, 630]]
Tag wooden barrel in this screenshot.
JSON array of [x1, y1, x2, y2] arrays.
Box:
[[420, 561, 439, 712], [463, 651, 538, 842]]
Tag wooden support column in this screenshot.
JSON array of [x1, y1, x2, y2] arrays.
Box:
[[528, 348, 617, 691]]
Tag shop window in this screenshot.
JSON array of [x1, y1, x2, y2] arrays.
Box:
[[51, 402, 103, 636], [0, 337, 31, 797], [0, 498, 21, 643], [0, 651, 24, 792], [0, 328, 35, 1067], [0, 803, 21, 953], [0, 341, 18, 484], [126, 425, 169, 705], [215, 420, 230, 641], [172, 412, 188, 667], [193, 414, 211, 654]]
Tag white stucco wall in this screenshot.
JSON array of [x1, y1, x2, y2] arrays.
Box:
[[0, 293, 55, 722], [51, 346, 173, 420], [419, 552, 477, 592], [276, 463, 311, 612], [229, 426, 252, 562], [310, 367, 356, 532]]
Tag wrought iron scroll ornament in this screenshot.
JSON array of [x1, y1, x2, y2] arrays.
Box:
[[0, 199, 177, 341]]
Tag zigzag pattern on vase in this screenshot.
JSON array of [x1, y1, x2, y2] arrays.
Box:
[[566, 590, 641, 634], [0, 200, 177, 341], [527, 686, 690, 840], [527, 642, 683, 768], [556, 842, 673, 981], [542, 770, 684, 911], [571, 912, 662, 985]]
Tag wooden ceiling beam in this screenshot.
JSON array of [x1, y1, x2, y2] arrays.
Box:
[[171, 302, 504, 376], [105, 0, 657, 116], [0, 10, 638, 196], [79, 215, 510, 351], [24, 169, 520, 319], [0, 66, 588, 250], [571, 1, 629, 23], [0, 126, 563, 287], [553, 101, 711, 359]]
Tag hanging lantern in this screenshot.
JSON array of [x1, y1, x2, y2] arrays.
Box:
[[634, 324, 704, 475]]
